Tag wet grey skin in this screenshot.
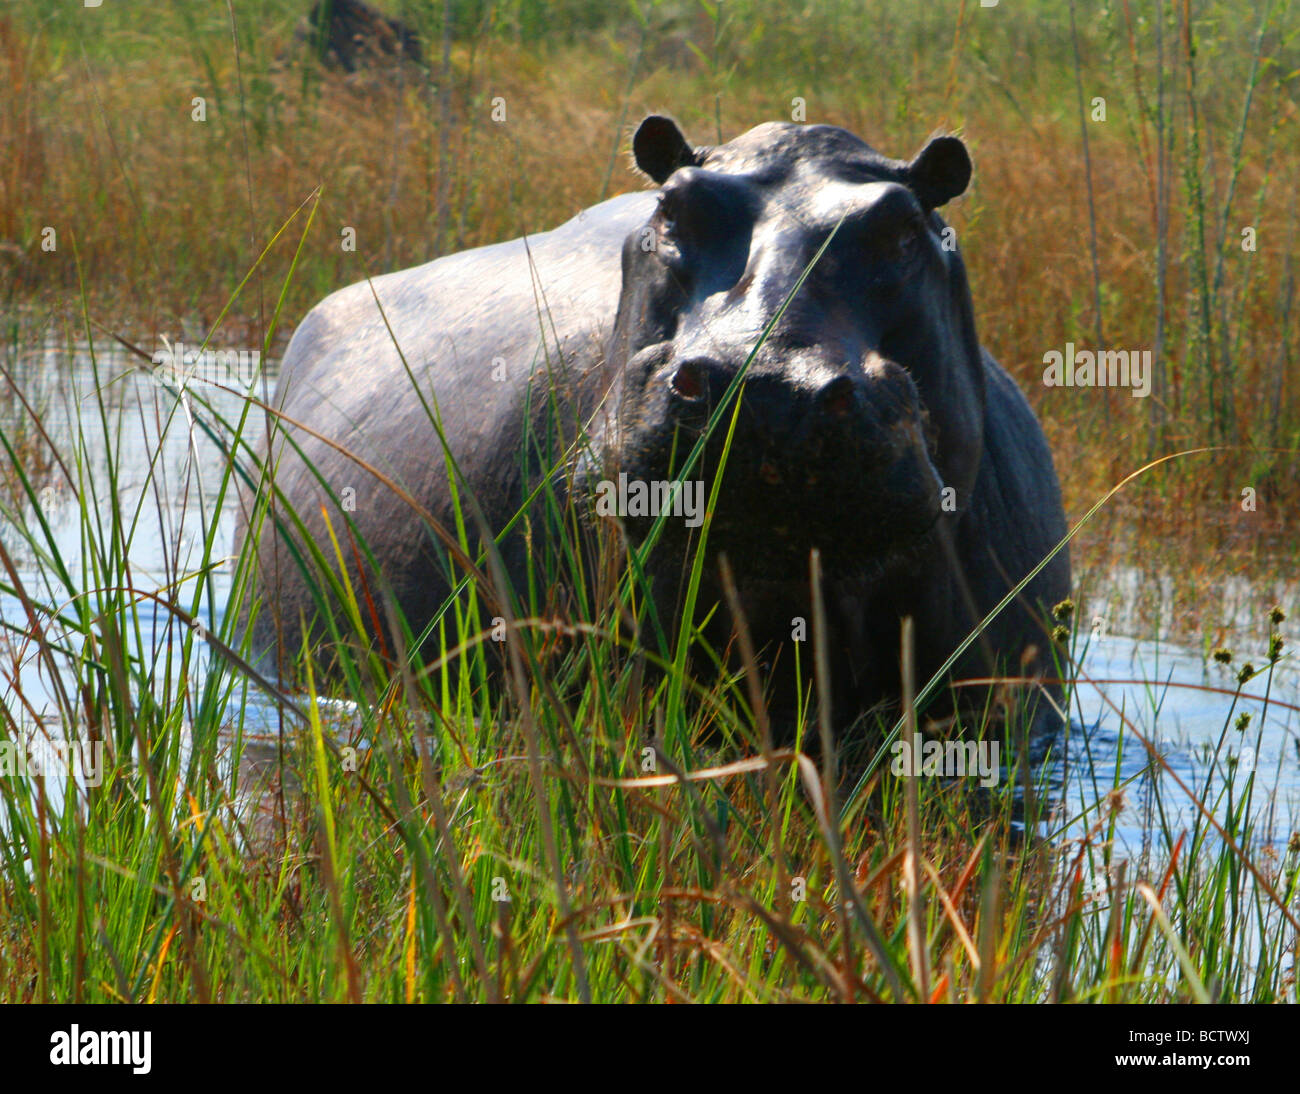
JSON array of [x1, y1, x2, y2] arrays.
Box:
[[238, 114, 1070, 736]]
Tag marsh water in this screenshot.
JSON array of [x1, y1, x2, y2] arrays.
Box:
[[2, 341, 1298, 855]]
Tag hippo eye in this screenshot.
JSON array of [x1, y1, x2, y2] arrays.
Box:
[[896, 222, 919, 259], [862, 213, 925, 273], [891, 217, 924, 261], [656, 190, 681, 232]]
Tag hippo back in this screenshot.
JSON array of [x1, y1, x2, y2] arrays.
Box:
[[240, 191, 655, 664]]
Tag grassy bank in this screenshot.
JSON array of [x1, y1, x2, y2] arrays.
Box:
[[1, 0, 1299, 1002]]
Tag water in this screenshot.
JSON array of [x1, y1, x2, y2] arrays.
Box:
[[1051, 634, 1299, 853], [2, 342, 1298, 858], [0, 336, 286, 810]]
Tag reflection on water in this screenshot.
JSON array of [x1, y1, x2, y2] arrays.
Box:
[[0, 337, 280, 816], [1051, 634, 1299, 853], [2, 343, 1298, 856]]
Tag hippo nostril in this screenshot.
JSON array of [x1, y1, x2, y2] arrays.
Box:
[[669, 360, 707, 400], [819, 375, 857, 420]]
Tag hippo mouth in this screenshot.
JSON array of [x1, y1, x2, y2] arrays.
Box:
[[696, 474, 945, 583], [601, 428, 946, 585], [588, 370, 948, 584], [725, 491, 939, 549]]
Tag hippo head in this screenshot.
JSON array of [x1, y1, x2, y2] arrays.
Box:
[[589, 115, 986, 595]]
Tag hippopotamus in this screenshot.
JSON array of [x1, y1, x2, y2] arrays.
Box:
[[238, 115, 1070, 734]]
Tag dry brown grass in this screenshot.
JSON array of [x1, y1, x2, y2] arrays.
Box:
[[0, 16, 47, 289]]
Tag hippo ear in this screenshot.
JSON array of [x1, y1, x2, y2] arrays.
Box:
[[633, 115, 698, 184], [904, 135, 972, 210]]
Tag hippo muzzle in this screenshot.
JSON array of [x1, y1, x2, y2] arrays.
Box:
[[604, 342, 945, 582]]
